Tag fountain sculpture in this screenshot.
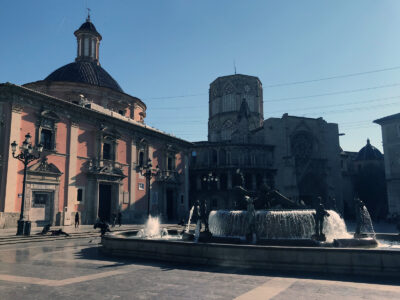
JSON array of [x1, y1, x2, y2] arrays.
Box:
[[100, 173, 400, 278]]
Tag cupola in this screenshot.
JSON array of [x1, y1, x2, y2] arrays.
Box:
[[74, 13, 102, 64]]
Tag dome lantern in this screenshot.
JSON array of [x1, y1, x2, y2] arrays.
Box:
[[74, 13, 102, 64]]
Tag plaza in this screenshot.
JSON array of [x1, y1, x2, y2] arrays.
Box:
[[2, 2, 400, 299], [0, 234, 399, 300]]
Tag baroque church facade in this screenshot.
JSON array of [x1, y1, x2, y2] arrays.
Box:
[[0, 17, 191, 228], [190, 74, 344, 211]]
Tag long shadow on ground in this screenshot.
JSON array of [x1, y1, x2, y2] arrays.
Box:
[[76, 243, 400, 286]]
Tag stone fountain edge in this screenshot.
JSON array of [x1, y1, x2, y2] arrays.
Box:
[[101, 231, 400, 278]]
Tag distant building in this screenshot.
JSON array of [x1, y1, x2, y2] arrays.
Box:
[[0, 17, 191, 228], [374, 114, 400, 216], [190, 74, 343, 211], [340, 140, 387, 220]]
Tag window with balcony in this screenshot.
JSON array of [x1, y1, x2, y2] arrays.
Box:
[[102, 142, 113, 160], [40, 129, 53, 150], [138, 151, 144, 167], [37, 111, 59, 151]]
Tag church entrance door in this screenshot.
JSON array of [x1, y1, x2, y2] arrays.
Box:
[[98, 184, 112, 222], [166, 189, 174, 221]]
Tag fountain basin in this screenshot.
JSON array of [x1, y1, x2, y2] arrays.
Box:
[[209, 209, 351, 242], [101, 231, 400, 278]]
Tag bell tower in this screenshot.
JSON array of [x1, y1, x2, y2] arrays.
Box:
[[208, 74, 263, 142]]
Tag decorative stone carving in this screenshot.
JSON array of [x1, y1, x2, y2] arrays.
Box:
[[11, 103, 23, 113]]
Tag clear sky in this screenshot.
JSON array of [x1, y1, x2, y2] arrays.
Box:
[[2, 0, 400, 152]]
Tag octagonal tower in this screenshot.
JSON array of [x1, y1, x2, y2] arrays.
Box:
[[208, 74, 263, 142]]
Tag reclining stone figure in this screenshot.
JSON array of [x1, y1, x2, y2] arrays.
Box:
[[38, 224, 70, 237]]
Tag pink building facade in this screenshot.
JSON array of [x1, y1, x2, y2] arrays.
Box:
[[0, 17, 191, 228]]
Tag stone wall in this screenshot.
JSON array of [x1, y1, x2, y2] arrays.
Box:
[[0, 212, 19, 229]]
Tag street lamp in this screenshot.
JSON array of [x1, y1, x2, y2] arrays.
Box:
[[202, 172, 218, 190], [140, 158, 160, 216], [11, 133, 43, 235]]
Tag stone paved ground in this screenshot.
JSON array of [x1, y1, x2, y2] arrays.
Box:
[[0, 237, 399, 300]]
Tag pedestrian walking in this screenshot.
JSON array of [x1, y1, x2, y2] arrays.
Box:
[[74, 212, 80, 229]]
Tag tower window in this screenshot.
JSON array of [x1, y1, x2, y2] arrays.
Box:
[[84, 38, 89, 56], [91, 39, 95, 58]]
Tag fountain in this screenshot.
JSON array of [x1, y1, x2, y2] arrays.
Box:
[[135, 216, 172, 239], [100, 183, 400, 278], [208, 209, 351, 242]]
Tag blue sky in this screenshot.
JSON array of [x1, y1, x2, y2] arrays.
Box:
[[2, 1, 400, 151]]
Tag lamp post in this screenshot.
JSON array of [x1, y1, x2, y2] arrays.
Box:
[[140, 159, 160, 216], [202, 172, 218, 190], [11, 133, 43, 235]]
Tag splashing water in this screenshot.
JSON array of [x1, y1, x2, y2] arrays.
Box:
[[208, 209, 351, 242], [136, 216, 166, 238], [360, 206, 376, 237], [185, 206, 195, 233]]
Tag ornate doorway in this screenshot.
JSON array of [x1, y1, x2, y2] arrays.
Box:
[[98, 184, 112, 222]]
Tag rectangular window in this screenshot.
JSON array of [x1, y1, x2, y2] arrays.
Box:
[[40, 129, 53, 150], [139, 151, 144, 167], [138, 183, 145, 190], [77, 188, 83, 202], [167, 156, 173, 170], [33, 192, 49, 207], [103, 143, 112, 160]]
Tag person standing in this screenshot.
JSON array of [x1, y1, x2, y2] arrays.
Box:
[[117, 211, 122, 227], [111, 213, 116, 227], [74, 212, 80, 229]]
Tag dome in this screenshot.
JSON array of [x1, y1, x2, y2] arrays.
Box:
[[45, 61, 123, 93], [355, 139, 383, 161]]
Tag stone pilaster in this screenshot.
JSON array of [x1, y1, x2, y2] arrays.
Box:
[[129, 140, 137, 207], [4, 104, 22, 212], [66, 121, 79, 214]]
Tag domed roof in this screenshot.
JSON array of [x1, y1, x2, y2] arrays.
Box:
[[355, 139, 383, 161], [45, 61, 123, 93]]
